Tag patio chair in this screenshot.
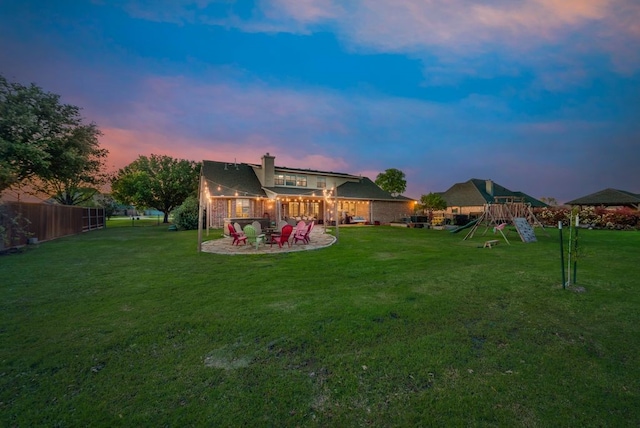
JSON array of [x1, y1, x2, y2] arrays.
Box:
[[251, 221, 262, 235], [301, 221, 314, 244], [271, 224, 293, 248], [234, 222, 244, 235], [277, 220, 288, 233], [243, 224, 265, 250], [293, 221, 307, 245], [228, 224, 247, 246]]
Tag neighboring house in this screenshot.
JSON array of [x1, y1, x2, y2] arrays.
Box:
[[438, 178, 547, 219], [199, 153, 414, 228], [565, 188, 640, 210]]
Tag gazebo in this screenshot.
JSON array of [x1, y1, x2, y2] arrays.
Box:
[[565, 188, 640, 210]]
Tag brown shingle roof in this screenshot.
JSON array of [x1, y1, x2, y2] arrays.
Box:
[[202, 161, 266, 197], [202, 160, 411, 201], [440, 178, 547, 207], [565, 188, 640, 206]]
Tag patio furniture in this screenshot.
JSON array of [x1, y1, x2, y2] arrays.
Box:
[[243, 224, 265, 250], [228, 224, 247, 246], [234, 222, 244, 235], [271, 224, 293, 248], [251, 221, 262, 235], [293, 221, 308, 245], [295, 221, 314, 244], [302, 221, 314, 244]]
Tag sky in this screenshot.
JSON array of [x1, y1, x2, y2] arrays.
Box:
[[1, 0, 639, 203]]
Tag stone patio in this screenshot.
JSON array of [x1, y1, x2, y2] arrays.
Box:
[[200, 227, 336, 255]]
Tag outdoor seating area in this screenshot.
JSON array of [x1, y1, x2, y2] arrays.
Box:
[[202, 220, 335, 254]]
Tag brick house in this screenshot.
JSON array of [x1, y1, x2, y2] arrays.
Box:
[[199, 153, 414, 228], [436, 178, 547, 222]]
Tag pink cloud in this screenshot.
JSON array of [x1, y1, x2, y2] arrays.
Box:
[[100, 127, 274, 172], [265, 0, 343, 23]]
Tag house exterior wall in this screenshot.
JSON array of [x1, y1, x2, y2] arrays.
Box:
[[444, 206, 484, 216], [207, 198, 275, 228], [371, 200, 415, 224]]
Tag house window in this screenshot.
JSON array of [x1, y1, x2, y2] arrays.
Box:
[[317, 177, 326, 189], [235, 199, 250, 218], [285, 175, 296, 186], [296, 176, 307, 187], [274, 174, 284, 185]]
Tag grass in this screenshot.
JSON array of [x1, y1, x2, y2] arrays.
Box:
[[1, 223, 639, 426]]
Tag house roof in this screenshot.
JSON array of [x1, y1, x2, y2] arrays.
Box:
[[202, 161, 266, 198], [248, 163, 360, 180], [338, 177, 414, 201], [202, 160, 412, 202], [565, 188, 640, 206], [440, 178, 547, 207]]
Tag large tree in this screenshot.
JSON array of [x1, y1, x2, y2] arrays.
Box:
[[111, 154, 201, 223], [30, 122, 108, 205], [0, 74, 108, 201], [375, 168, 407, 196]]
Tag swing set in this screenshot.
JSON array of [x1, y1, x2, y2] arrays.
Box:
[[463, 198, 548, 245]]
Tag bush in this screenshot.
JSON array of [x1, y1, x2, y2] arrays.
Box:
[[172, 196, 200, 230]]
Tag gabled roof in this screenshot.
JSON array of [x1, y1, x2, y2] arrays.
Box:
[[565, 188, 640, 206], [202, 160, 411, 202], [440, 178, 546, 207], [338, 177, 413, 201], [202, 160, 266, 197]]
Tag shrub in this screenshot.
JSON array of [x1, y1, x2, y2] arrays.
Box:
[[172, 196, 199, 230]]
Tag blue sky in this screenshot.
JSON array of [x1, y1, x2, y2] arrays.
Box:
[[1, 0, 639, 202]]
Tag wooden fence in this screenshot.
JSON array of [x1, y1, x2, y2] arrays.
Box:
[[1, 202, 105, 249]]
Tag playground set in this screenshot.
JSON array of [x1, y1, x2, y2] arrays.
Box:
[[450, 197, 548, 245]]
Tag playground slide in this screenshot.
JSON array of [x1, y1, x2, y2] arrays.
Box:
[[449, 219, 479, 233]]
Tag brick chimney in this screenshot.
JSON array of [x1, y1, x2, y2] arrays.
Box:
[[261, 153, 275, 187]]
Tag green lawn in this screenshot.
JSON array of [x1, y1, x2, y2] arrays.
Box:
[[1, 224, 639, 426]]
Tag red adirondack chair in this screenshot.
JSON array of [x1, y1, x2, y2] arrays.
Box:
[[228, 223, 247, 245], [271, 224, 293, 248]]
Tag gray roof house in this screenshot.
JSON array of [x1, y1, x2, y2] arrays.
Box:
[[199, 153, 415, 228], [438, 178, 547, 217], [565, 188, 640, 209]]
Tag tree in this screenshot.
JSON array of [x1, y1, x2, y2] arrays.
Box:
[[111, 154, 201, 223], [540, 197, 558, 206], [29, 122, 108, 205], [0, 74, 108, 202], [375, 168, 407, 196], [94, 193, 119, 220], [418, 192, 447, 221]]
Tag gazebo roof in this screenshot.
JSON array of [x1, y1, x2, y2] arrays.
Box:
[[565, 188, 640, 206]]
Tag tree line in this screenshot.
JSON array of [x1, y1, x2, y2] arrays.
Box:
[[1, 74, 200, 223], [2, 74, 443, 227]]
